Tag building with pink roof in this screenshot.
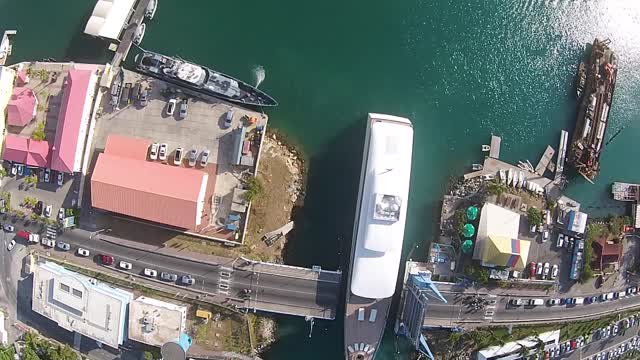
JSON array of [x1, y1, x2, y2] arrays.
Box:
[[7, 86, 37, 127], [2, 134, 51, 167], [91, 135, 209, 229], [50, 69, 97, 173]]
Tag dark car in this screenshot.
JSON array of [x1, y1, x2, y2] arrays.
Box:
[[160, 272, 178, 282], [139, 89, 149, 107], [100, 254, 114, 265], [34, 201, 43, 216], [180, 275, 195, 285], [560, 298, 567, 305]]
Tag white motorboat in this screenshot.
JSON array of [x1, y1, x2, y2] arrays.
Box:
[[518, 171, 525, 188], [472, 163, 483, 171], [133, 23, 146, 45], [145, 0, 157, 20], [499, 169, 506, 184], [482, 145, 491, 152], [507, 169, 514, 186]]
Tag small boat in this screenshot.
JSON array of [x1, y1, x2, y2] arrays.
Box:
[[507, 169, 514, 186], [133, 23, 146, 45], [518, 171, 525, 188], [527, 181, 533, 191], [499, 169, 506, 184], [472, 163, 483, 171], [482, 145, 491, 152], [145, 0, 157, 20], [576, 62, 586, 99], [110, 69, 124, 109]]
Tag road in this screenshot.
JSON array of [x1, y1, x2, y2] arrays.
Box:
[[425, 291, 640, 327], [48, 229, 339, 319], [565, 331, 639, 359]]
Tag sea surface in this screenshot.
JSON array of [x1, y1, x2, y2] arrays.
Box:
[[2, 0, 640, 359]]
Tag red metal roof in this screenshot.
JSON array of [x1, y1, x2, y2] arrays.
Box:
[[51, 69, 94, 173], [91, 152, 208, 229], [7, 87, 37, 127], [104, 134, 150, 160], [2, 134, 51, 167]]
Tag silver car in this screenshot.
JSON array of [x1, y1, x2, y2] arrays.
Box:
[[160, 272, 178, 282], [188, 148, 197, 167]]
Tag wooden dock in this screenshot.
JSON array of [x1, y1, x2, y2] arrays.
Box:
[[111, 0, 150, 68], [489, 135, 501, 159], [535, 145, 555, 176]]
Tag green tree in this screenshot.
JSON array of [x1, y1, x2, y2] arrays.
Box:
[[0, 345, 16, 360], [15, 210, 25, 219], [527, 207, 542, 226], [31, 122, 46, 141], [486, 180, 507, 196], [143, 351, 154, 360], [0, 167, 6, 178], [243, 176, 263, 202], [30, 213, 39, 221]]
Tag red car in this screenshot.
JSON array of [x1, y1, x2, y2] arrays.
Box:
[[529, 262, 537, 279], [100, 254, 114, 265], [16, 230, 31, 240]]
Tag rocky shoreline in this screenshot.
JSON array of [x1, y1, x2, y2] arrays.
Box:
[[263, 129, 306, 206]]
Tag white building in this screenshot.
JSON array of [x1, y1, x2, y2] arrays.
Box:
[[32, 262, 133, 348], [128, 296, 188, 347], [477, 330, 560, 360]]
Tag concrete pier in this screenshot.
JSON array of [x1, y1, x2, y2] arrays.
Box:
[[535, 145, 555, 176], [0, 30, 17, 66], [555, 130, 568, 182], [111, 0, 150, 68], [489, 135, 501, 159]]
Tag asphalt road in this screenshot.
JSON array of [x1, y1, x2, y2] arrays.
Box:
[[425, 291, 640, 326], [48, 230, 339, 317]]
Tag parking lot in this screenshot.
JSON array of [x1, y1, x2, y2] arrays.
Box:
[[1, 163, 79, 226], [88, 70, 267, 241]]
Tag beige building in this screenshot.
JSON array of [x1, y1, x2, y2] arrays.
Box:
[[128, 296, 188, 347]]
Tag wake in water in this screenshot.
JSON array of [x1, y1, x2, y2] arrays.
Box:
[[253, 65, 265, 87]]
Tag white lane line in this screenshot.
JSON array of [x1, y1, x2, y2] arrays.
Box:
[[219, 278, 230, 283], [218, 290, 229, 295], [220, 267, 233, 272]]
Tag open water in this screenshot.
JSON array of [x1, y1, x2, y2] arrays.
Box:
[[2, 0, 640, 359]]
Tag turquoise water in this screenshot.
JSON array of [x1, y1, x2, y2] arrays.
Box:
[[2, 0, 640, 359]]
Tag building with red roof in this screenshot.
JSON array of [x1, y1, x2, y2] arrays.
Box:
[[592, 237, 623, 274], [51, 69, 97, 174], [91, 135, 209, 229], [7, 86, 37, 127], [2, 134, 51, 167]]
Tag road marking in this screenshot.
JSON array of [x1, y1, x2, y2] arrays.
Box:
[[220, 267, 233, 272], [218, 290, 229, 295], [218, 283, 230, 290], [219, 278, 230, 284], [220, 271, 232, 278]]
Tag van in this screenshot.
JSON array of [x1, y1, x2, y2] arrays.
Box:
[[617, 291, 626, 299], [575, 297, 584, 305]]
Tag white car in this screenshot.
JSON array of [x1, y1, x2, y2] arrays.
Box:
[[166, 98, 177, 116], [58, 208, 65, 221], [551, 264, 559, 279], [143, 268, 158, 277], [10, 164, 17, 176], [57, 172, 64, 186], [118, 261, 132, 270], [543, 262, 550, 278], [188, 148, 197, 167], [174, 147, 184, 166], [7, 240, 15, 251], [200, 149, 210, 167], [536, 262, 543, 276], [158, 143, 168, 161], [77, 248, 90, 257], [149, 143, 159, 160], [542, 230, 549, 242], [44, 168, 51, 182], [179, 99, 188, 119], [44, 205, 52, 218]]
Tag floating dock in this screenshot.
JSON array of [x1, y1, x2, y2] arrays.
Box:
[[535, 145, 555, 176], [611, 182, 640, 202], [489, 135, 501, 159], [554, 130, 568, 182], [111, 0, 151, 68]]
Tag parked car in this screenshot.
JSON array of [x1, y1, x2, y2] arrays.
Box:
[[139, 88, 149, 107], [180, 275, 195, 285], [600, 293, 610, 302], [556, 233, 565, 248], [223, 109, 234, 128], [76, 248, 90, 257], [547, 298, 560, 306], [160, 272, 178, 281], [7, 239, 15, 251], [527, 298, 544, 306], [58, 208, 65, 221], [44, 205, 52, 217], [56, 242, 71, 251], [509, 298, 523, 306], [10, 164, 17, 176], [119, 261, 132, 270], [551, 264, 559, 279], [200, 149, 210, 167], [149, 143, 159, 160], [166, 98, 177, 116], [57, 172, 64, 186], [613, 324, 619, 334], [159, 143, 168, 161], [179, 98, 188, 119], [174, 147, 184, 166], [34, 201, 43, 216], [529, 262, 537, 278], [3, 224, 14, 232], [542, 230, 549, 242], [543, 262, 550, 278], [44, 168, 51, 182], [188, 148, 197, 167], [536, 262, 543, 276], [100, 254, 114, 265], [143, 268, 157, 277], [41, 238, 55, 248], [17, 164, 23, 176]]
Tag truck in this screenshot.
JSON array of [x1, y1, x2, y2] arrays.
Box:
[[527, 298, 544, 306], [28, 233, 40, 243]]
